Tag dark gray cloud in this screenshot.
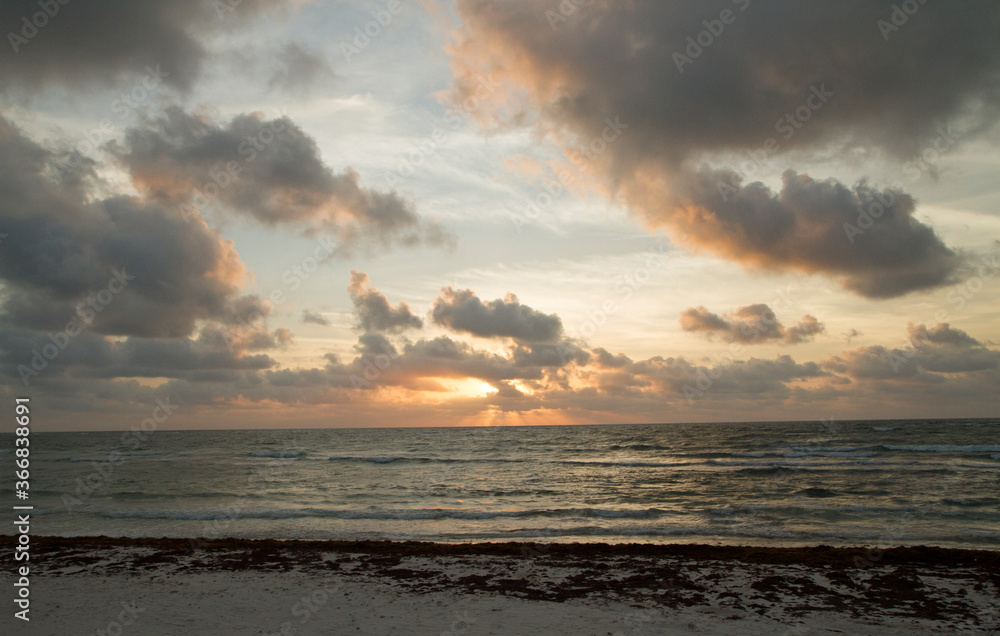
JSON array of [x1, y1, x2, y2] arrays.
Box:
[[906, 323, 999, 374], [0, 327, 277, 386], [302, 309, 331, 326], [680, 302, 824, 344], [267, 43, 334, 93], [0, 0, 291, 93], [0, 115, 268, 339], [579, 349, 829, 403], [823, 323, 999, 378], [431, 287, 563, 343], [664, 169, 962, 298], [448, 0, 1000, 297], [5, 308, 997, 421], [452, 0, 1000, 166], [348, 271, 422, 333], [113, 107, 454, 253], [908, 322, 982, 348]]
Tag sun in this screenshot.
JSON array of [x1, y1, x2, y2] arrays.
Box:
[[447, 378, 498, 398]]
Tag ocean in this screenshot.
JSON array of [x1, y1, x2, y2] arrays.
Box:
[[3, 419, 999, 548]]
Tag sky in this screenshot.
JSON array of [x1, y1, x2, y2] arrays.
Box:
[[1, 0, 999, 431]]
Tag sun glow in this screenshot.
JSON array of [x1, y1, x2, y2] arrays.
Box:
[[445, 378, 498, 398]]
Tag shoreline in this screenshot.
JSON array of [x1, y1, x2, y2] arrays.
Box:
[[5, 535, 998, 634], [10, 534, 1000, 567]]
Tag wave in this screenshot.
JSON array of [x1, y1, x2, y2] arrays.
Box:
[[249, 451, 305, 458], [327, 456, 524, 464], [730, 450, 877, 458], [872, 426, 896, 431], [460, 524, 1000, 544], [98, 506, 679, 522], [732, 464, 912, 474], [708, 458, 913, 470], [942, 497, 999, 508], [556, 459, 692, 468], [607, 444, 671, 452], [98, 491, 269, 500], [881, 445, 1000, 453], [327, 455, 687, 468], [795, 487, 838, 498]]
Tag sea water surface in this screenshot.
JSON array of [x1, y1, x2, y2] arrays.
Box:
[[3, 419, 998, 548]]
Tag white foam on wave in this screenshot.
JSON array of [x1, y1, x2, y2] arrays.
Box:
[[883, 445, 1000, 453], [729, 446, 878, 459], [327, 455, 523, 464], [98, 506, 678, 522], [249, 451, 305, 458], [557, 459, 692, 468], [730, 449, 876, 458]]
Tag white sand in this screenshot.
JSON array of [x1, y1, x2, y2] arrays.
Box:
[[16, 570, 965, 636], [5, 540, 997, 635]]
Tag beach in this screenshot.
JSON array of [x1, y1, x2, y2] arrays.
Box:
[[5, 536, 998, 634]]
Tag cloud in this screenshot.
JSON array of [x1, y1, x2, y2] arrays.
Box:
[[0, 327, 279, 385], [906, 323, 999, 374], [267, 43, 334, 93], [0, 0, 294, 93], [445, 0, 1000, 297], [823, 323, 999, 379], [348, 271, 423, 333], [302, 309, 331, 326], [0, 115, 267, 339], [6, 299, 998, 423], [680, 303, 824, 344], [908, 322, 981, 348], [113, 107, 454, 254], [660, 169, 962, 298], [431, 287, 564, 343]]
